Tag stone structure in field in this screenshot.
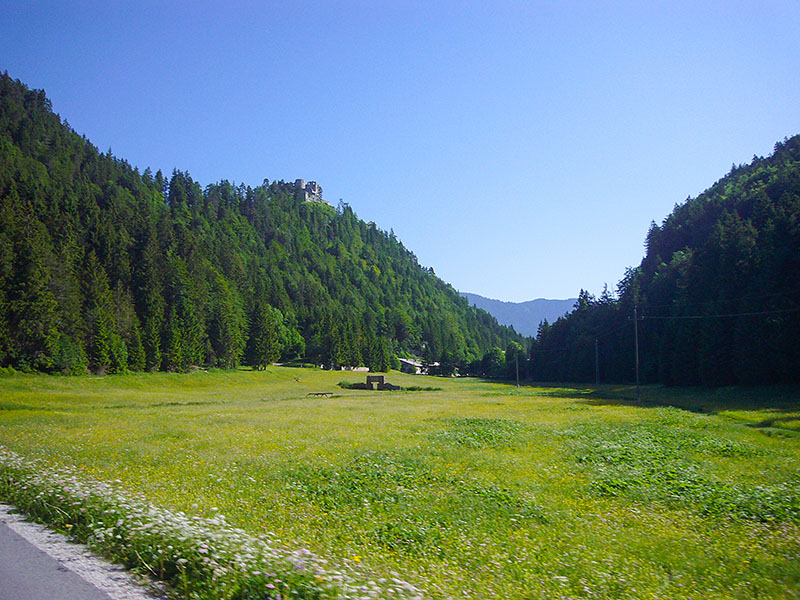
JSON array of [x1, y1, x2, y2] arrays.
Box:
[[350, 374, 401, 391], [372, 375, 401, 391]]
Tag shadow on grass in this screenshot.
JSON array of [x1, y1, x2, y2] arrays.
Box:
[[529, 382, 800, 433], [101, 400, 225, 409]]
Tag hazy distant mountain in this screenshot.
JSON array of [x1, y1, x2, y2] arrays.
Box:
[[461, 293, 577, 337]]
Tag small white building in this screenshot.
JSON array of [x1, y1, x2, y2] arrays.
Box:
[[398, 358, 424, 374]]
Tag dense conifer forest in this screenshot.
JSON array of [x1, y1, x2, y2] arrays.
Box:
[[3, 73, 798, 385], [0, 73, 521, 375], [531, 135, 800, 385]]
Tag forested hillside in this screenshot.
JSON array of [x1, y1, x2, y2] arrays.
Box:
[[0, 73, 520, 375], [532, 135, 800, 385]]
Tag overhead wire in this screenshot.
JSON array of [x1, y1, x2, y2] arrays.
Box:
[[529, 300, 799, 382], [641, 306, 800, 320], [639, 288, 800, 310]]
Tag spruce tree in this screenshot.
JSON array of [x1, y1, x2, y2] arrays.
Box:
[[83, 251, 115, 375], [0, 198, 59, 370], [247, 302, 286, 369], [209, 273, 246, 368]]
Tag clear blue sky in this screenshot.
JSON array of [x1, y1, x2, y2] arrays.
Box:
[[2, 1, 798, 301]]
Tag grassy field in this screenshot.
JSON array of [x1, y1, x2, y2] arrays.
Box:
[[1, 368, 799, 599]]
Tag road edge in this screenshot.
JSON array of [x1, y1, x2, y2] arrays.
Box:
[[0, 503, 168, 600]]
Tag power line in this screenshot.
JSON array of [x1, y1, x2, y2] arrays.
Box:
[[529, 320, 628, 355], [531, 306, 798, 355], [641, 306, 800, 320], [640, 288, 800, 310], [593, 320, 629, 340]]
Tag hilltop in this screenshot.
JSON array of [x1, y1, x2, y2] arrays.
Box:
[[0, 73, 521, 375]]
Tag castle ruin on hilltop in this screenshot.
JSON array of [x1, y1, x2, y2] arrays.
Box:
[[295, 179, 327, 204]]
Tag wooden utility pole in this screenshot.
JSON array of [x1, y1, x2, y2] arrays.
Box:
[[634, 305, 641, 403], [594, 338, 599, 385], [515, 353, 520, 388]]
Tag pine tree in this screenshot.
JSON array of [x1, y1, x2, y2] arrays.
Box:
[[0, 198, 59, 370], [209, 273, 246, 368], [163, 308, 185, 371], [127, 322, 146, 372], [49, 234, 87, 374], [247, 302, 286, 369], [83, 251, 115, 375], [138, 238, 165, 371]]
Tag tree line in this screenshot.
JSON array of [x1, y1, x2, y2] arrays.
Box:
[[528, 136, 800, 385], [0, 73, 522, 375]]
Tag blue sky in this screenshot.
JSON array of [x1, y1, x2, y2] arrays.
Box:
[[2, 1, 798, 301]]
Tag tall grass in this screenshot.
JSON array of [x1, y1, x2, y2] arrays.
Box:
[[1, 369, 799, 598], [0, 448, 419, 599]]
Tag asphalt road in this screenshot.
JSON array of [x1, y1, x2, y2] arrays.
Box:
[[0, 504, 163, 600], [0, 520, 116, 600]]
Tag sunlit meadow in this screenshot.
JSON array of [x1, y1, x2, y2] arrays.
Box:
[[1, 368, 799, 599]]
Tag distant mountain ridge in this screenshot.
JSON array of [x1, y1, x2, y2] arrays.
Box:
[[461, 293, 576, 337]]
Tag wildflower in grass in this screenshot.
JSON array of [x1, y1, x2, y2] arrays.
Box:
[[0, 447, 423, 600]]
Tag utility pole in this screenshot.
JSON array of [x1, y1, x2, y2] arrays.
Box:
[[515, 352, 520, 388], [594, 338, 599, 385], [634, 304, 640, 403]]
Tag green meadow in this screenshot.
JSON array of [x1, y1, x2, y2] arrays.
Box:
[[1, 368, 799, 599]]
